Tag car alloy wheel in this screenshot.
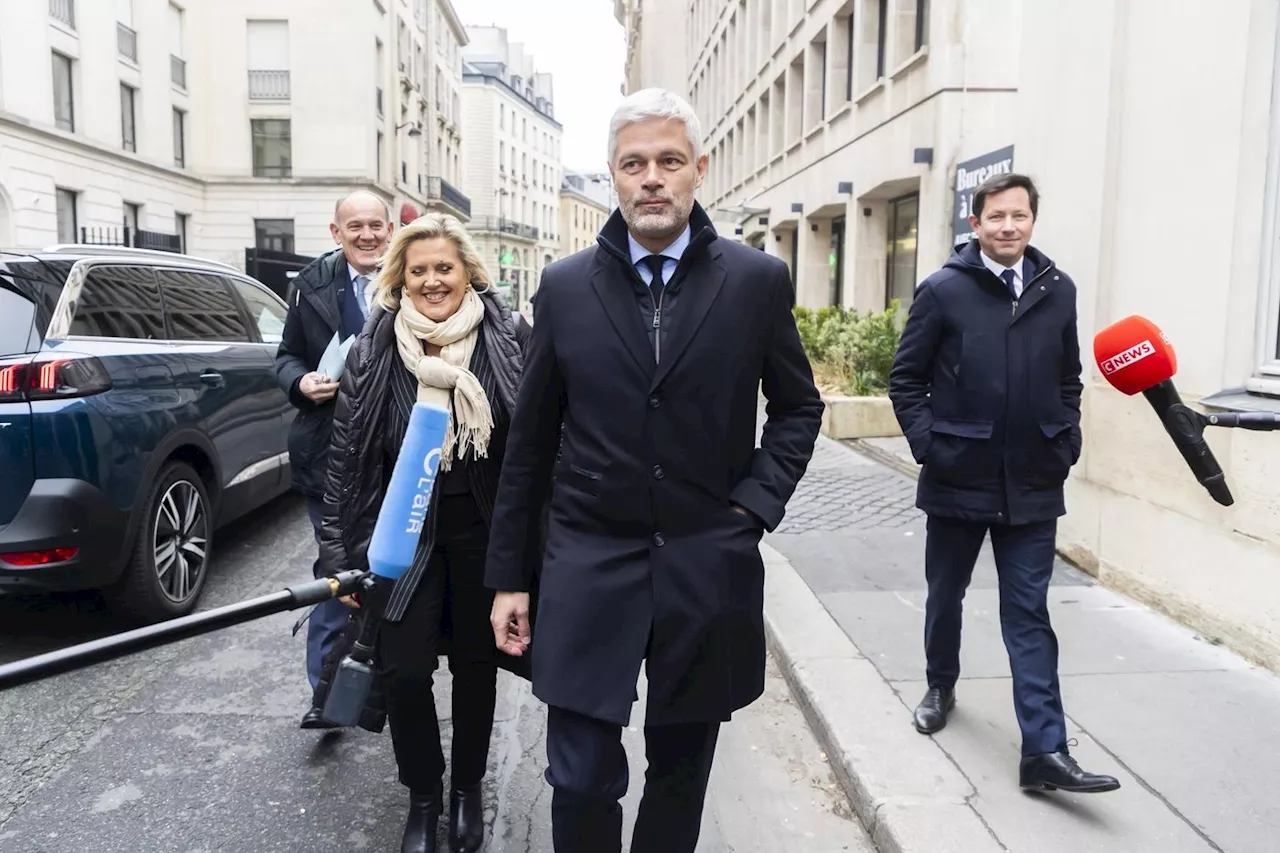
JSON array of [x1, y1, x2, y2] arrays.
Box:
[[152, 479, 208, 603]]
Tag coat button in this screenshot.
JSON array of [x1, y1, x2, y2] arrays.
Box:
[[652, 533, 665, 547], [652, 465, 664, 480], [648, 395, 661, 409]]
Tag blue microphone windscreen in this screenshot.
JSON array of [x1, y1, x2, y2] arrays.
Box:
[[367, 402, 450, 579]]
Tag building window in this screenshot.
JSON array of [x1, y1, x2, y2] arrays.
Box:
[[52, 52, 74, 132], [55, 188, 78, 243], [120, 84, 137, 152], [175, 212, 189, 252], [254, 219, 295, 253], [247, 20, 291, 100], [376, 130, 384, 182], [829, 217, 846, 307], [886, 193, 919, 309], [251, 119, 292, 178], [173, 108, 185, 167]]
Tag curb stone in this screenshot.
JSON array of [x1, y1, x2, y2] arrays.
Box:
[[760, 542, 1006, 853]]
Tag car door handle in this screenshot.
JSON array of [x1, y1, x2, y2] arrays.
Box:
[[199, 371, 225, 388]]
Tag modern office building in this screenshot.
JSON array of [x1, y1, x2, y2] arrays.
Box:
[[460, 25, 563, 313], [0, 0, 470, 276]]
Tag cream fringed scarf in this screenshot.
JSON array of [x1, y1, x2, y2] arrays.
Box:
[[393, 288, 493, 470]]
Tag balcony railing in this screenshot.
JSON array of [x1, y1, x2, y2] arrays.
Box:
[[78, 226, 181, 253], [469, 216, 537, 241], [171, 55, 186, 89], [426, 176, 471, 218], [117, 23, 137, 62], [49, 0, 74, 28], [248, 69, 290, 101]]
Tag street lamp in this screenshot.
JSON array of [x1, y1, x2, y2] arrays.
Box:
[[396, 121, 422, 138]]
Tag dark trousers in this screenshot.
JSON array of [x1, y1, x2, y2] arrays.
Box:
[[545, 705, 719, 853], [305, 497, 350, 691], [924, 515, 1067, 756], [377, 495, 498, 793]]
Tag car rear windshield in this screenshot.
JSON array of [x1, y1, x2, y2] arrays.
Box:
[[0, 258, 72, 354]]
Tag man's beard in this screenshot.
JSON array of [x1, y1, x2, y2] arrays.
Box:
[[621, 194, 695, 238]]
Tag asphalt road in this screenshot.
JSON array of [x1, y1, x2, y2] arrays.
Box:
[[0, 493, 871, 853]]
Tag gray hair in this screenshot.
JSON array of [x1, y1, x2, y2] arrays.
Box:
[[607, 88, 703, 164]]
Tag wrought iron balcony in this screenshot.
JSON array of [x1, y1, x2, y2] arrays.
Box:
[[469, 216, 538, 241], [248, 69, 290, 101], [49, 0, 74, 28], [171, 55, 186, 89], [426, 176, 471, 219]]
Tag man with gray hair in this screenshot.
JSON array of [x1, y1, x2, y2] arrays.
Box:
[[274, 189, 392, 728], [487, 89, 823, 852]]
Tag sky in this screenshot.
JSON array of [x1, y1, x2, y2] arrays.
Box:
[[457, 0, 625, 173]]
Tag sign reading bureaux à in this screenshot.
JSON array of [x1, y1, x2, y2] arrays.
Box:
[[953, 145, 1015, 246]]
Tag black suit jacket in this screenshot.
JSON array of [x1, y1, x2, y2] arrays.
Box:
[[485, 203, 823, 726]]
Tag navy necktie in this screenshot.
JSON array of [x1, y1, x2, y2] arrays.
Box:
[[1000, 269, 1018, 299], [639, 254, 668, 305]]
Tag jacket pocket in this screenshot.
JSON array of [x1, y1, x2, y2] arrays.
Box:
[[925, 418, 995, 484], [1031, 420, 1075, 484]]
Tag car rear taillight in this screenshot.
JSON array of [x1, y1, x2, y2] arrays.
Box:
[[0, 547, 79, 566], [0, 355, 112, 402]]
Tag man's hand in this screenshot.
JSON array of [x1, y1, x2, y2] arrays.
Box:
[[490, 591, 531, 657], [299, 372, 339, 403], [339, 594, 360, 608]]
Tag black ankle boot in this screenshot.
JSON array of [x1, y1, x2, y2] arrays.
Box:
[[401, 786, 443, 853], [448, 783, 484, 852]]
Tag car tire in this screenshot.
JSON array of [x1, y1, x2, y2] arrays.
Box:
[[111, 461, 213, 623]]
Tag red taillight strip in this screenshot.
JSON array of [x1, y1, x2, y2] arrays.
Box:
[[0, 364, 20, 395], [36, 359, 67, 393]]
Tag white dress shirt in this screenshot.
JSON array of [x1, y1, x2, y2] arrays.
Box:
[[979, 251, 1024, 298], [348, 263, 378, 318]]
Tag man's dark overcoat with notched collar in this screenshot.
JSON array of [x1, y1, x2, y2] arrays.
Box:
[[485, 202, 824, 727]]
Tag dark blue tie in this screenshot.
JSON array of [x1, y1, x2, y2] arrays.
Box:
[[639, 254, 668, 305], [1000, 269, 1018, 299]]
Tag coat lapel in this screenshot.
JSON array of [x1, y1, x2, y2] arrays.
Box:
[[302, 251, 344, 333], [651, 251, 725, 390], [1011, 262, 1056, 323], [590, 262, 654, 376]]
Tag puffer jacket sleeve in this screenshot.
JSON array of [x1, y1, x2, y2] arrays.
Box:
[[317, 338, 365, 577]]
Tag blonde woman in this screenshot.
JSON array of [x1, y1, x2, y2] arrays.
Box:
[[317, 213, 530, 853]]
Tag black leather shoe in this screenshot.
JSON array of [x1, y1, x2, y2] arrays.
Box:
[[299, 706, 338, 730], [448, 783, 484, 852], [913, 686, 955, 734], [1020, 751, 1121, 793], [402, 787, 443, 853]]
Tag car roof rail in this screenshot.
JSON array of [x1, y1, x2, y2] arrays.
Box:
[[39, 244, 241, 273]]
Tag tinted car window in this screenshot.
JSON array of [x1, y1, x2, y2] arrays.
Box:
[[229, 279, 288, 345], [69, 265, 165, 340], [157, 270, 252, 342], [0, 287, 37, 356], [0, 258, 73, 336]]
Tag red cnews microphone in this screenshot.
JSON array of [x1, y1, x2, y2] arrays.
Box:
[[1093, 316, 1234, 506]]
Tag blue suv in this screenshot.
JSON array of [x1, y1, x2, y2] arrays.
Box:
[[0, 246, 295, 621]]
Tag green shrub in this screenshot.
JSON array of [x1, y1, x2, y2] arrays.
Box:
[[793, 300, 904, 396]]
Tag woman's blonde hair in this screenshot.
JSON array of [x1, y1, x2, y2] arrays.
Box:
[[373, 212, 492, 312]]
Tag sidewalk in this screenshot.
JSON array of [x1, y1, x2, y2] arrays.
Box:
[[761, 430, 1280, 853]]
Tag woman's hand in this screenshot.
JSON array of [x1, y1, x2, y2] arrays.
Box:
[[490, 591, 531, 656]]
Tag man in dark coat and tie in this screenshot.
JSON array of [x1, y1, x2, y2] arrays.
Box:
[[273, 189, 391, 728], [888, 173, 1119, 794], [485, 88, 823, 853]]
